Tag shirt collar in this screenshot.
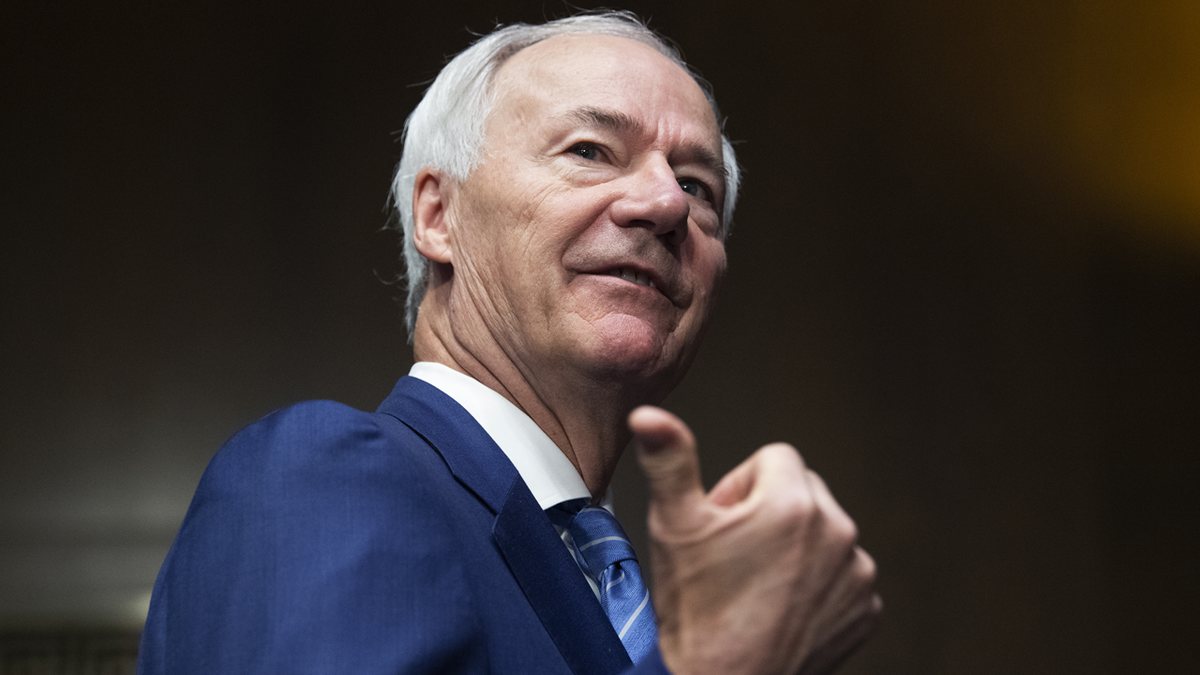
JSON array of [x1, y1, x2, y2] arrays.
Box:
[[408, 362, 602, 510]]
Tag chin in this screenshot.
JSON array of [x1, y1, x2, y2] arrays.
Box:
[[570, 314, 690, 391]]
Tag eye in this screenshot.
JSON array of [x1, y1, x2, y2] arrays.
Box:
[[568, 141, 602, 161], [678, 177, 709, 201]]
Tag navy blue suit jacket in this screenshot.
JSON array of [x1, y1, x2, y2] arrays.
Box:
[[138, 376, 668, 675]]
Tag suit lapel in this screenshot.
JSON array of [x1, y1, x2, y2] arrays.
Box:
[[377, 376, 516, 511], [377, 376, 632, 675], [494, 481, 633, 675]]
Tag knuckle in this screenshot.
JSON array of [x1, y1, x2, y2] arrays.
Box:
[[760, 441, 801, 465], [856, 548, 878, 582], [769, 484, 816, 524], [825, 512, 859, 548]]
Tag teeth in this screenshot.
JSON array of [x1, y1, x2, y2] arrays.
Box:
[[608, 267, 656, 288]]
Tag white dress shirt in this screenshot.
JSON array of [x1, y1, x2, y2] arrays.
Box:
[[408, 362, 612, 597]]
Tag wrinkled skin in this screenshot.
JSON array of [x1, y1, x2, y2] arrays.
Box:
[[412, 34, 727, 497], [411, 33, 881, 675]]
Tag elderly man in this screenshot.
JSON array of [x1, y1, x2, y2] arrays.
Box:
[[138, 12, 879, 675]]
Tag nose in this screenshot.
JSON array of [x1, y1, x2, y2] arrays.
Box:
[[610, 155, 690, 247]]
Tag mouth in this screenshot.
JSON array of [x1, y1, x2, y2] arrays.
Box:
[[576, 259, 685, 306], [605, 266, 657, 289]]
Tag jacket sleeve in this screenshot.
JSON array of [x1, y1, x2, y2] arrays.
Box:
[[137, 400, 488, 675]]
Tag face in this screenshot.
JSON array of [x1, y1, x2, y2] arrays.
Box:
[[445, 34, 728, 395]]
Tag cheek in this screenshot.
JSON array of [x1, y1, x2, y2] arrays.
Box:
[[507, 194, 598, 288], [688, 239, 728, 307], [475, 180, 574, 251], [450, 181, 538, 278], [672, 245, 726, 348], [452, 197, 582, 325]]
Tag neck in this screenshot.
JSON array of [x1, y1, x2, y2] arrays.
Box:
[[412, 287, 661, 501]]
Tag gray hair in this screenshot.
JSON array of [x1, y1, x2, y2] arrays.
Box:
[[390, 10, 740, 337]]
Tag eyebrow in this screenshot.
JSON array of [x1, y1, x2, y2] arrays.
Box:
[[568, 106, 644, 135], [562, 106, 729, 181]]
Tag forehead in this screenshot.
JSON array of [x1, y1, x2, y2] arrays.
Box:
[[488, 34, 721, 144]]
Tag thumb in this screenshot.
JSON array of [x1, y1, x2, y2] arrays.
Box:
[[629, 406, 705, 524]]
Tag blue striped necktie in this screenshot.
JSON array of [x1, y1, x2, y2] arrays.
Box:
[[551, 500, 657, 664]]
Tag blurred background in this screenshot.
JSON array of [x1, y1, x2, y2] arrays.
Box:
[[2, 0, 1197, 672]]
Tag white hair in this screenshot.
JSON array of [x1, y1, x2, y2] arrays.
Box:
[[390, 10, 741, 337]]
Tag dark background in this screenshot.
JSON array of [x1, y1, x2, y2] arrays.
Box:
[[3, 1, 1198, 673]]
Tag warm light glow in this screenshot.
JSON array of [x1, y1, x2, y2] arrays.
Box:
[[1059, 0, 1200, 245]]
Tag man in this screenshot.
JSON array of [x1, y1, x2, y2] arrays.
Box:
[[138, 12, 880, 675]]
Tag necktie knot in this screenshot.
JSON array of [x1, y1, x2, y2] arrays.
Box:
[[551, 500, 657, 664], [568, 506, 638, 577]]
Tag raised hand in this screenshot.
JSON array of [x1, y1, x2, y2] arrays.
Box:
[[630, 406, 881, 675]]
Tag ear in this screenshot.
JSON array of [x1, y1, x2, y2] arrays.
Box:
[[412, 167, 453, 264]]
